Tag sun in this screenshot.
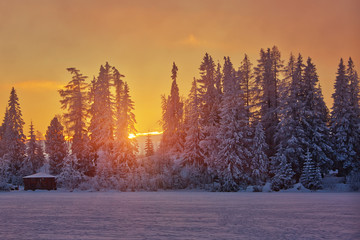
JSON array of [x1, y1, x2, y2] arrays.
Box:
[[128, 133, 136, 139]]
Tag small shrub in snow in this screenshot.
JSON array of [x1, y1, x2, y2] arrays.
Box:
[[0, 180, 11, 191], [347, 171, 360, 191]]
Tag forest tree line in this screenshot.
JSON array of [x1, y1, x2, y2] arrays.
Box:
[[0, 46, 359, 191]]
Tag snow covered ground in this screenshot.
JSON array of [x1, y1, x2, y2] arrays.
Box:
[[0, 191, 359, 240]]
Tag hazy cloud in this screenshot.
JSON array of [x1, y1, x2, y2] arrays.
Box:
[[178, 34, 207, 47]]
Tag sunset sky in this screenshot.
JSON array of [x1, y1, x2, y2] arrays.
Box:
[[0, 0, 359, 136]]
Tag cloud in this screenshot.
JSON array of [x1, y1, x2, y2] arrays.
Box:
[[178, 34, 206, 46]]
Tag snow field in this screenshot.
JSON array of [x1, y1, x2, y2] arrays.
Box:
[[0, 191, 359, 240]]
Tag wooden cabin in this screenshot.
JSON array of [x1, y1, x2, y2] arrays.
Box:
[[23, 172, 57, 191]]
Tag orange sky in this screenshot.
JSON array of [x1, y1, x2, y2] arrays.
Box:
[[0, 0, 359, 135]]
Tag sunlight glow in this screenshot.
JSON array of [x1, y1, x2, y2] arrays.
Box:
[[128, 131, 163, 139], [128, 133, 136, 139]]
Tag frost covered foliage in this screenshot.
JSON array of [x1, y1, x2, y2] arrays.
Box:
[[271, 152, 295, 191], [347, 171, 360, 191], [1, 48, 360, 192], [331, 58, 360, 177], [24, 122, 45, 174], [57, 155, 83, 191], [160, 62, 184, 154], [45, 117, 68, 175], [251, 122, 268, 185], [300, 149, 322, 190], [215, 57, 251, 191]]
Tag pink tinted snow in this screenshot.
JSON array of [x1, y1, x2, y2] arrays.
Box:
[[0, 192, 359, 239]]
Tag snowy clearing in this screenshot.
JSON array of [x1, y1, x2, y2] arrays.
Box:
[[0, 191, 359, 240]]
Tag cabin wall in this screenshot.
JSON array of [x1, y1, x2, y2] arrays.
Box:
[[23, 178, 57, 191]]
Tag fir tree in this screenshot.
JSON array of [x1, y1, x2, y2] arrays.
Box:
[[330, 59, 356, 176], [59, 67, 92, 174], [274, 54, 306, 182], [113, 67, 126, 142], [161, 62, 184, 153], [197, 53, 220, 180], [115, 82, 138, 172], [254, 47, 283, 157], [182, 79, 205, 183], [24, 121, 45, 173], [0, 108, 9, 158], [216, 57, 251, 191], [45, 117, 68, 175], [239, 54, 254, 122], [251, 122, 269, 185], [302, 58, 333, 175], [271, 150, 295, 191], [300, 149, 322, 190], [145, 134, 154, 157], [3, 88, 26, 183], [57, 155, 83, 190], [89, 62, 114, 153], [346, 58, 360, 173]]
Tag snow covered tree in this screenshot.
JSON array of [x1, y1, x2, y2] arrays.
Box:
[[113, 67, 126, 142], [300, 149, 322, 190], [59, 67, 92, 174], [182, 78, 205, 184], [89, 62, 114, 153], [239, 54, 254, 122], [114, 82, 138, 172], [251, 122, 269, 185], [45, 117, 68, 175], [254, 47, 283, 157], [160, 62, 184, 153], [302, 58, 333, 175], [145, 134, 154, 157], [271, 149, 295, 191], [0, 108, 9, 158], [24, 121, 45, 173], [3, 88, 26, 183], [215, 57, 251, 191], [273, 54, 307, 182], [346, 58, 360, 174], [57, 155, 83, 190], [197, 53, 221, 180], [330, 59, 357, 176]]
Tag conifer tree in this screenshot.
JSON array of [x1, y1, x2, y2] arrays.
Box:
[[302, 58, 332, 175], [0, 108, 9, 158], [273, 54, 306, 182], [45, 117, 68, 175], [113, 67, 126, 142], [271, 150, 295, 191], [145, 134, 154, 157], [251, 122, 268, 185], [59, 67, 92, 174], [24, 121, 45, 173], [57, 155, 83, 190], [89, 62, 114, 153], [215, 57, 251, 191], [346, 58, 360, 173], [115, 82, 138, 172], [215, 62, 223, 95], [254, 47, 283, 157], [3, 88, 26, 183], [300, 149, 322, 190], [197, 53, 220, 180], [161, 62, 184, 153], [239, 54, 254, 122], [330, 59, 356, 176], [182, 79, 204, 182]]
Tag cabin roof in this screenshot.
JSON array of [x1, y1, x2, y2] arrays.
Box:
[[23, 172, 56, 179]]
